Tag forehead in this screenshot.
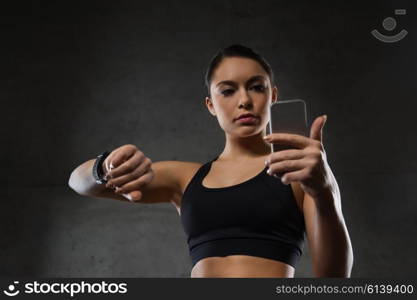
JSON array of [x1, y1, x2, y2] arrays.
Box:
[[211, 57, 268, 84]]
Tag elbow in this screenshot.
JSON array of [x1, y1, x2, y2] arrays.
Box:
[[313, 266, 352, 278], [68, 172, 77, 192], [312, 245, 354, 278], [346, 244, 354, 277], [68, 170, 83, 195], [340, 235, 354, 277], [68, 170, 74, 188]]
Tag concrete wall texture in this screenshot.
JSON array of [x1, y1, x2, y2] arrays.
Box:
[[1, 0, 416, 277]]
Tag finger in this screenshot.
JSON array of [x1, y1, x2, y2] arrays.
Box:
[[280, 169, 309, 185], [108, 152, 145, 178], [129, 190, 143, 202], [115, 172, 153, 194], [267, 159, 305, 177], [122, 190, 143, 202], [267, 149, 305, 165], [109, 147, 137, 170], [264, 133, 310, 149], [106, 158, 151, 188], [103, 153, 116, 175]]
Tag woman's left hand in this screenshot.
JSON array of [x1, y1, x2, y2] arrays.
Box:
[[264, 115, 334, 199]]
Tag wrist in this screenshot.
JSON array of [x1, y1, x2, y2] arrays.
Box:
[[92, 150, 110, 184]]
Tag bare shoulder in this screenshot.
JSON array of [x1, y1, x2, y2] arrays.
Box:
[[169, 161, 203, 192], [154, 160, 203, 192], [154, 160, 203, 213]]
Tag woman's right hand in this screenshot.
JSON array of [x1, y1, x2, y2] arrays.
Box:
[[101, 144, 154, 202]]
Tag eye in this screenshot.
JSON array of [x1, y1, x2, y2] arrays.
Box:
[[221, 89, 234, 96], [251, 84, 266, 92]]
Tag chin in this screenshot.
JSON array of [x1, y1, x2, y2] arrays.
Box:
[[232, 127, 264, 138]]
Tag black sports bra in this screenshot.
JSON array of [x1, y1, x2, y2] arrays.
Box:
[[180, 156, 306, 269]]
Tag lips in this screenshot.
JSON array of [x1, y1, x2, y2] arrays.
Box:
[[235, 113, 259, 121]]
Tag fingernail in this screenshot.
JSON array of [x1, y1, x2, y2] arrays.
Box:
[[263, 135, 270, 140], [266, 168, 271, 175], [125, 194, 133, 201]]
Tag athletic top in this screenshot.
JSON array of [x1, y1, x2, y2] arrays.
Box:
[[180, 156, 306, 269]]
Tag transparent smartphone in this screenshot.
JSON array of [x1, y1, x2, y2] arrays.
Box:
[[267, 99, 308, 153]]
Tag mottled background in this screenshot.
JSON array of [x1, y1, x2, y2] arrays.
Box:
[[1, 0, 416, 277]]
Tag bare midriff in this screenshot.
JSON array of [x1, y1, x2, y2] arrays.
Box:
[[190, 255, 295, 278]]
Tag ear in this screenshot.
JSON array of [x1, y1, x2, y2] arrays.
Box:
[[205, 96, 216, 116], [271, 86, 278, 104]]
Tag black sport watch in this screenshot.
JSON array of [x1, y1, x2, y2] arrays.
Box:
[[92, 150, 110, 184]]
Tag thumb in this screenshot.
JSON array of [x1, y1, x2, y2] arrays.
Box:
[[309, 114, 327, 143], [123, 190, 142, 202]]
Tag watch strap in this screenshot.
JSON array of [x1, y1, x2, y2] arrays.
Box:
[[93, 150, 110, 184]]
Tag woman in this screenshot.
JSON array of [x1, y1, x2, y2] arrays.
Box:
[[68, 44, 353, 278]]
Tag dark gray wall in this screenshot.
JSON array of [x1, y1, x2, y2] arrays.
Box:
[[1, 0, 416, 277]]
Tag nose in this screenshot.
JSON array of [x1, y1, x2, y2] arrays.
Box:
[[238, 90, 253, 109]]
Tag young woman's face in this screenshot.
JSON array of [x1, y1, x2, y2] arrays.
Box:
[[206, 57, 277, 138]]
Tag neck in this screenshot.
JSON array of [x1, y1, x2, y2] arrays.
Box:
[[219, 129, 271, 162]]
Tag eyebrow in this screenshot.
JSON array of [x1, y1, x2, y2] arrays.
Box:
[[215, 75, 267, 87]]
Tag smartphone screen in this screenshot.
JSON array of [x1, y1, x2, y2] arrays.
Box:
[[267, 99, 308, 153]]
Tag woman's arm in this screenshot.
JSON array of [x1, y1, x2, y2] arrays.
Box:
[[69, 158, 188, 204], [68, 158, 120, 199], [68, 145, 188, 204], [264, 115, 353, 277], [303, 182, 354, 277]]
